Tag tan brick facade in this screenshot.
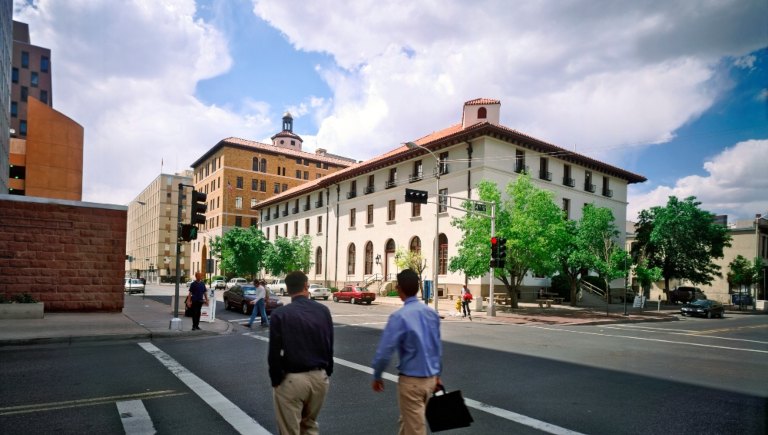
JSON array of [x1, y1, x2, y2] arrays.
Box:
[[0, 195, 126, 312]]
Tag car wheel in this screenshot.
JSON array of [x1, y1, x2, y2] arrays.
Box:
[[223, 298, 230, 310], [324, 297, 328, 300], [351, 298, 356, 304], [707, 311, 712, 319], [241, 303, 249, 315], [366, 301, 372, 305]]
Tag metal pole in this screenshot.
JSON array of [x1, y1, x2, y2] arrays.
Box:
[[623, 255, 628, 316], [433, 170, 440, 312], [171, 183, 184, 329], [487, 204, 496, 316]]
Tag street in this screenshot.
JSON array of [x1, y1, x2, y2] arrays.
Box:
[[1, 286, 766, 434]]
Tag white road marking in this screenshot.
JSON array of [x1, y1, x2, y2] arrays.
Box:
[[600, 325, 768, 345], [117, 399, 156, 435], [138, 342, 271, 435], [248, 335, 585, 435], [526, 325, 768, 353]]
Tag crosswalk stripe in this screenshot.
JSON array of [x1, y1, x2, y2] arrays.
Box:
[[117, 399, 156, 435]]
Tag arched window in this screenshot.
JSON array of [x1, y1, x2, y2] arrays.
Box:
[[438, 234, 448, 275], [252, 157, 259, 171], [260, 158, 267, 173], [365, 242, 373, 274], [315, 247, 323, 275], [477, 107, 487, 119], [347, 244, 356, 275], [386, 239, 396, 253], [409, 236, 421, 254]]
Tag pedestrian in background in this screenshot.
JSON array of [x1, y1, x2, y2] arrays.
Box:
[[187, 272, 208, 331], [268, 271, 334, 435], [371, 268, 442, 435], [246, 279, 269, 328], [461, 284, 473, 320]]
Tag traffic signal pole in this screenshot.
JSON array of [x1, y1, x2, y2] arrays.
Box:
[[488, 205, 496, 316], [170, 182, 185, 330]]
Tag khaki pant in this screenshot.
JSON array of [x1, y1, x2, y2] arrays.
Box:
[[273, 370, 330, 435], [397, 375, 437, 435]]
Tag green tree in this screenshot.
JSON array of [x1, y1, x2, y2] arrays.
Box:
[[265, 235, 313, 276], [395, 246, 428, 293], [727, 255, 762, 295], [449, 175, 563, 308], [551, 219, 592, 307], [633, 258, 663, 297], [578, 204, 630, 301], [632, 196, 731, 299], [211, 226, 270, 278]]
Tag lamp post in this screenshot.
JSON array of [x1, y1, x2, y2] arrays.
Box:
[[406, 142, 441, 312]]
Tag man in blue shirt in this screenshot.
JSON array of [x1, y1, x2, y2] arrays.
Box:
[[187, 272, 209, 331], [372, 268, 442, 435]]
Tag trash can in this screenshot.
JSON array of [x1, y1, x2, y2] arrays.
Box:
[[423, 280, 432, 302], [474, 296, 483, 311]]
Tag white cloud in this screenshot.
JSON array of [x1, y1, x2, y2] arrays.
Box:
[[628, 139, 768, 221]]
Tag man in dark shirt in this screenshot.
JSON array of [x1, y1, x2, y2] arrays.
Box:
[[268, 271, 334, 434], [187, 272, 208, 331]]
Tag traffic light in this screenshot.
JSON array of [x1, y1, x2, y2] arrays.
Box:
[[405, 188, 428, 204], [490, 237, 507, 268], [190, 190, 207, 225], [180, 224, 198, 241]]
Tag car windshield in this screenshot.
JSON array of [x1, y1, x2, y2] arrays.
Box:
[[241, 286, 257, 294], [691, 300, 711, 307]]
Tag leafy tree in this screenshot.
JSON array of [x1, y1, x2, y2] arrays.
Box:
[[449, 175, 563, 308], [633, 258, 663, 297], [395, 246, 428, 293], [551, 219, 591, 306], [632, 196, 731, 299], [211, 226, 270, 278], [265, 235, 313, 277], [578, 204, 630, 300], [727, 255, 762, 294]]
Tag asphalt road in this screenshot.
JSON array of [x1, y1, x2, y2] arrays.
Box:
[[1, 287, 766, 434]]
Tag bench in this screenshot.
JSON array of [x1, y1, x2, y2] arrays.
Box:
[[536, 299, 554, 308]]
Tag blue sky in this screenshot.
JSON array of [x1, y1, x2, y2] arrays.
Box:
[[13, 0, 768, 222]]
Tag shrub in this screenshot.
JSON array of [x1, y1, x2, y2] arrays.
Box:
[[11, 293, 38, 303]]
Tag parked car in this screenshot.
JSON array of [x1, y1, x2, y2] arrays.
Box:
[[226, 277, 248, 289], [124, 278, 145, 294], [669, 286, 705, 304], [731, 292, 753, 306], [267, 279, 288, 295], [333, 285, 376, 305], [680, 299, 725, 318], [212, 279, 227, 290], [308, 284, 330, 300], [223, 284, 284, 315]]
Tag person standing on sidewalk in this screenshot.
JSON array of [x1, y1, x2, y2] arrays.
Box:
[[461, 284, 473, 320], [246, 279, 269, 328], [268, 271, 334, 434], [371, 268, 442, 435], [187, 272, 209, 331]]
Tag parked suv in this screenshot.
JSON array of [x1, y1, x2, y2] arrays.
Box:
[[226, 277, 248, 289], [267, 279, 288, 296], [669, 286, 705, 304], [212, 279, 227, 290]]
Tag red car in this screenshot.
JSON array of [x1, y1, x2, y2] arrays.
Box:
[[333, 285, 376, 305]]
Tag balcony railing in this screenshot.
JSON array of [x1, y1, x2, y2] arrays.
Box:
[[272, 212, 279, 219], [364, 185, 375, 194], [347, 191, 357, 199], [539, 171, 552, 181], [602, 188, 613, 198], [292, 207, 299, 214], [438, 164, 449, 175], [315, 200, 324, 208], [282, 210, 288, 217], [303, 204, 310, 211], [264, 214, 270, 221], [385, 180, 397, 189], [563, 177, 575, 187], [514, 164, 529, 174], [409, 173, 423, 183], [585, 183, 595, 193]]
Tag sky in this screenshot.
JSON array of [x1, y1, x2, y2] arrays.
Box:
[[12, 0, 768, 223]]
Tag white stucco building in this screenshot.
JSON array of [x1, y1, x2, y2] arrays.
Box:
[[255, 98, 646, 299]]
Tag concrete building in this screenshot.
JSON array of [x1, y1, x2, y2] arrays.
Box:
[[8, 20, 83, 200], [1, 0, 12, 193], [126, 171, 194, 283], [255, 98, 646, 299], [189, 113, 356, 277]]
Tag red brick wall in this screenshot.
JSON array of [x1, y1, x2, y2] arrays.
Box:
[[0, 195, 126, 312]]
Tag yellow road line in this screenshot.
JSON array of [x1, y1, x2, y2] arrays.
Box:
[[0, 390, 186, 416]]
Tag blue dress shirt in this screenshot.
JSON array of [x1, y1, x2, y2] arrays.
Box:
[[372, 296, 442, 380]]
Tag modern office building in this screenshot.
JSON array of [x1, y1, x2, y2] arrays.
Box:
[[8, 20, 83, 200], [255, 98, 647, 299], [188, 113, 356, 277], [126, 171, 194, 283], [0, 0, 12, 193]]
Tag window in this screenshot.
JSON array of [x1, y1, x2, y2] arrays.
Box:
[[305, 218, 310, 234], [602, 177, 612, 197], [250, 218, 258, 227], [438, 188, 447, 213], [21, 86, 28, 102], [282, 184, 287, 192], [438, 152, 449, 175], [252, 157, 259, 171], [266, 227, 270, 239], [40, 56, 49, 73], [274, 183, 280, 193], [303, 171, 309, 180], [19, 120, 27, 136], [347, 244, 356, 275], [251, 198, 257, 208], [315, 248, 323, 275], [411, 160, 423, 182], [348, 180, 357, 199], [260, 158, 267, 172], [350, 208, 356, 228], [260, 180, 267, 192], [478, 107, 487, 118], [252, 179, 258, 191], [284, 223, 288, 236], [10, 102, 17, 118], [275, 225, 279, 238], [235, 216, 242, 227], [316, 192, 324, 208], [410, 237, 421, 254], [21, 51, 29, 68], [411, 202, 421, 217], [562, 198, 571, 220], [236, 176, 243, 189], [539, 157, 551, 181], [563, 165, 574, 187], [296, 169, 302, 179], [30, 72, 38, 87], [515, 149, 526, 173], [438, 234, 448, 275], [317, 216, 323, 234], [294, 221, 298, 236], [585, 171, 595, 192], [388, 200, 396, 221], [12, 67, 18, 83], [365, 175, 375, 194], [367, 204, 374, 224], [364, 242, 373, 274], [235, 197, 242, 209]]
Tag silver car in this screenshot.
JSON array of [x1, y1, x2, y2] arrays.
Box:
[[124, 278, 145, 294], [308, 284, 330, 300]]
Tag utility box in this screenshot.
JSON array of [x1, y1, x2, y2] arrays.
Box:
[[474, 297, 483, 311]]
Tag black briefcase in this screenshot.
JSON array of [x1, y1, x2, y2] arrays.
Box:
[[425, 385, 473, 432]]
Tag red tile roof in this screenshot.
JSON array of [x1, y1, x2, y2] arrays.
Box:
[[190, 137, 357, 168], [464, 98, 500, 106]]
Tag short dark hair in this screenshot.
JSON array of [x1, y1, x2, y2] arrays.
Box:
[[397, 269, 420, 297], [284, 271, 308, 295]]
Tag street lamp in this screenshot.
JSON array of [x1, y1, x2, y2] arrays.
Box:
[[375, 254, 381, 265], [406, 142, 441, 312]]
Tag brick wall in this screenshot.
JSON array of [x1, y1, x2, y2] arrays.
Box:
[[0, 195, 127, 312]]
